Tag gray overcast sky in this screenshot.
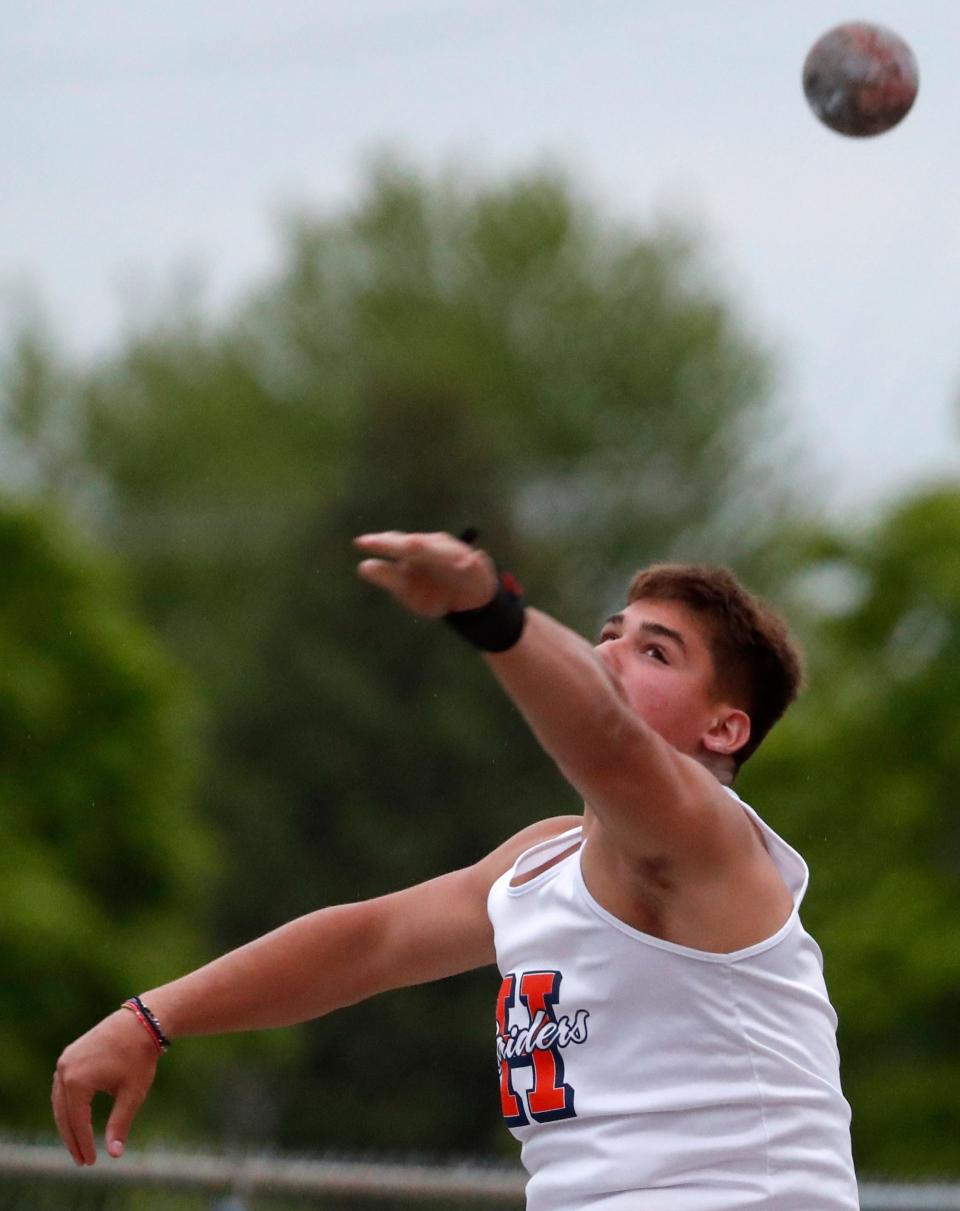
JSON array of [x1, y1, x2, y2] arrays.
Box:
[[3, 0, 959, 517]]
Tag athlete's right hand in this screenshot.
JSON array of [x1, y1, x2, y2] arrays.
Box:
[[52, 1009, 160, 1166]]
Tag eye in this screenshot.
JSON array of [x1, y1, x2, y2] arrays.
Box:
[[642, 644, 668, 663], [597, 628, 617, 644]]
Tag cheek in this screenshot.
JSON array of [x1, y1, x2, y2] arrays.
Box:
[[624, 671, 685, 721], [624, 672, 704, 743]]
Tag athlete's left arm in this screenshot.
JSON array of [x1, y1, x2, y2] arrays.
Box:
[[355, 531, 738, 867], [483, 607, 741, 863]]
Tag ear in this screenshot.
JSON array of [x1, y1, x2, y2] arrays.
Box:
[[702, 707, 751, 759]]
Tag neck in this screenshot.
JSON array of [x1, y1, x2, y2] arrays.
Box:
[[698, 749, 735, 785]]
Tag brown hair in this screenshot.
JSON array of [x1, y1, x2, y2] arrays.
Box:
[[626, 564, 803, 771]]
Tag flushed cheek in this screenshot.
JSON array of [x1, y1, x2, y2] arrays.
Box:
[[624, 678, 683, 726], [626, 681, 704, 747]]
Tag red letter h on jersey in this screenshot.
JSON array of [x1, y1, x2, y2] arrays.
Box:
[[496, 971, 577, 1126]]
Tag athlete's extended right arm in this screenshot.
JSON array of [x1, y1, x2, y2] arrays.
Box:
[[52, 816, 576, 1168]]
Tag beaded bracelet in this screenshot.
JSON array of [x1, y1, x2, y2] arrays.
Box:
[[121, 996, 171, 1054]]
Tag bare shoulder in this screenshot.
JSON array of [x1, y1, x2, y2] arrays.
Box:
[[654, 749, 763, 867], [471, 814, 584, 891], [580, 760, 792, 951], [584, 748, 767, 887], [374, 814, 584, 986]]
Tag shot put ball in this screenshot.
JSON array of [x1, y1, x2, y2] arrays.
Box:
[[803, 22, 918, 137]]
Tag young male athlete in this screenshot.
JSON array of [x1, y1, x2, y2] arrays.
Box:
[[53, 530, 859, 1210]]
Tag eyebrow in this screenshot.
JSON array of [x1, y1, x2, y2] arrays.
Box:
[[601, 614, 688, 655]]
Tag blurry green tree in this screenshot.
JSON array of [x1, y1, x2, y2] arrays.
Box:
[[2, 163, 804, 1153], [741, 486, 960, 1177], [0, 502, 217, 1134]]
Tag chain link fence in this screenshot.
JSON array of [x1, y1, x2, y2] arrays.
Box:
[[2, 1142, 960, 1211], [0, 1143, 522, 1211]]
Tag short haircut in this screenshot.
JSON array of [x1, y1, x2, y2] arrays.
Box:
[[626, 564, 803, 771]]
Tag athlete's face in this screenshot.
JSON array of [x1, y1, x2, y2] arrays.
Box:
[[594, 598, 749, 762]]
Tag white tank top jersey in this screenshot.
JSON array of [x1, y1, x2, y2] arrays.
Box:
[[487, 790, 859, 1211]]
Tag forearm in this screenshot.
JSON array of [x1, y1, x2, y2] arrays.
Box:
[[142, 900, 385, 1039], [484, 609, 648, 782], [351, 530, 701, 854], [140, 861, 499, 1040], [52, 866, 496, 1165]]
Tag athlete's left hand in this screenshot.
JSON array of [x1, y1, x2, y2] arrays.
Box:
[[354, 531, 498, 617]]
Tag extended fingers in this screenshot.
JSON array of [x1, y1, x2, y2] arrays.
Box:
[[51, 1069, 83, 1165], [354, 531, 466, 561], [105, 1080, 150, 1159], [353, 531, 418, 559], [52, 1065, 96, 1166], [356, 558, 407, 593]]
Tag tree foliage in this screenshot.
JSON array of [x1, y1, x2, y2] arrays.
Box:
[[0, 502, 214, 1130], [741, 486, 960, 1176], [26, 162, 959, 1167], [1, 163, 788, 1152]]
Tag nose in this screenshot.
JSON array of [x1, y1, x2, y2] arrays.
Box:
[[595, 639, 622, 676]]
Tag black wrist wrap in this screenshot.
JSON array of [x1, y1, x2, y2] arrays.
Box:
[[445, 573, 526, 653]]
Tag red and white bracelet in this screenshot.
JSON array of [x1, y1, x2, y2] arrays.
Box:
[[121, 996, 171, 1054]]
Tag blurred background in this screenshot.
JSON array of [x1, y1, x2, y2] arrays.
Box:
[[3, 0, 960, 1204]]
